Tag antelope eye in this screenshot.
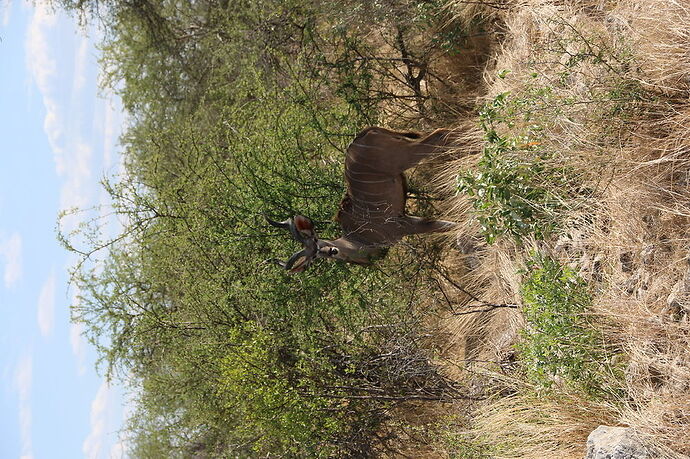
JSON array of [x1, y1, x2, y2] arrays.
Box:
[[329, 247, 339, 256]]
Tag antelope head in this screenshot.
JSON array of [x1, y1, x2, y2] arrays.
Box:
[[266, 215, 344, 273], [266, 126, 458, 273]]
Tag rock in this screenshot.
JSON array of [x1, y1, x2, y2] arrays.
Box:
[[605, 14, 630, 33], [455, 235, 481, 270], [666, 280, 684, 306], [619, 251, 634, 273], [585, 426, 655, 459], [592, 254, 604, 282], [663, 280, 689, 322], [640, 245, 656, 266], [682, 266, 690, 292], [622, 271, 649, 297]]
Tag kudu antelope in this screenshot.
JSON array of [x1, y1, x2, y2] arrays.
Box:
[[268, 127, 456, 273]]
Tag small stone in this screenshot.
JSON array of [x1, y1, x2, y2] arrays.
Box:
[[683, 266, 690, 291], [592, 255, 604, 282], [663, 280, 688, 321], [619, 251, 634, 273], [668, 280, 685, 306], [585, 426, 655, 459], [623, 272, 640, 295], [640, 245, 655, 266]]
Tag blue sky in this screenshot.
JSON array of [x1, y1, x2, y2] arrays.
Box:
[[1, 1, 127, 458]]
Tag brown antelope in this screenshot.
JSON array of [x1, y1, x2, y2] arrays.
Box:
[[268, 126, 457, 273]]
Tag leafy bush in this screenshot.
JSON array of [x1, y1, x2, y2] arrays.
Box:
[[517, 253, 619, 398], [457, 88, 572, 243], [217, 327, 341, 456], [58, 1, 463, 455], [458, 19, 646, 244]]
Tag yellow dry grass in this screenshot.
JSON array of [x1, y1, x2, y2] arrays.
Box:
[[420, 0, 690, 457], [471, 388, 618, 458]]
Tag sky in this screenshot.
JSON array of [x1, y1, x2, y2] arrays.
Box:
[[1, 1, 128, 458]]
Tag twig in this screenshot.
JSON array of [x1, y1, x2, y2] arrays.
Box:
[[430, 264, 519, 311], [451, 303, 518, 315]]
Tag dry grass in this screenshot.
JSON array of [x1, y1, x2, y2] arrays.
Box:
[[470, 388, 618, 458], [613, 0, 690, 96], [418, 0, 690, 457], [445, 0, 510, 30]]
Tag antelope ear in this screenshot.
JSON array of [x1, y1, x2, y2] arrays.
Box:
[[284, 248, 314, 273], [287, 254, 312, 273], [293, 215, 316, 238], [289, 262, 309, 273]]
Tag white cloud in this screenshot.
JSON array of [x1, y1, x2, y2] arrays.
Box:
[[14, 354, 33, 459], [37, 271, 56, 337], [69, 320, 87, 375], [102, 96, 116, 170], [25, 4, 58, 85], [2, 0, 12, 27], [108, 390, 134, 459], [73, 34, 90, 93], [109, 438, 126, 459], [83, 381, 112, 459], [100, 87, 127, 169], [83, 381, 131, 459], [0, 232, 23, 288], [25, 3, 94, 233], [60, 140, 93, 212], [25, 3, 63, 169], [97, 95, 126, 244]]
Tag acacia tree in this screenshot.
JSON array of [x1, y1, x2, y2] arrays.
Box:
[[58, 0, 461, 455]]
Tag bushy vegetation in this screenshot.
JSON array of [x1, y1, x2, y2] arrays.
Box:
[[55, 0, 474, 456], [55, 0, 690, 456], [518, 253, 621, 398], [457, 16, 645, 243], [442, 2, 690, 457], [457, 87, 572, 242]]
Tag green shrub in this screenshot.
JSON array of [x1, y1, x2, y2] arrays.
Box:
[[458, 88, 572, 243], [56, 0, 492, 455], [458, 19, 646, 244], [517, 253, 620, 398], [217, 327, 341, 456]]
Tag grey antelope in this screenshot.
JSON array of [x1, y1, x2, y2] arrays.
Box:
[[267, 127, 457, 273]]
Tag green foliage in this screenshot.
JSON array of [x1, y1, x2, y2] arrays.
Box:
[[440, 427, 493, 459], [517, 253, 619, 398], [217, 327, 340, 456], [56, 0, 461, 456], [415, 0, 475, 55], [389, 414, 493, 459], [447, 441, 492, 459], [458, 19, 646, 244], [457, 89, 571, 243]]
